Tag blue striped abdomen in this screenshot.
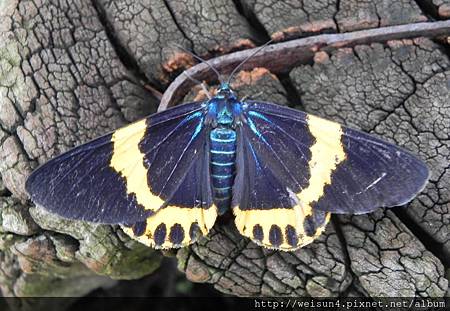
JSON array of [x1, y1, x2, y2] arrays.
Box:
[[210, 128, 236, 214]]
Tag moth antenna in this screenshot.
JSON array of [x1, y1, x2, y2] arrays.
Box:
[[171, 44, 224, 84], [226, 39, 274, 86]]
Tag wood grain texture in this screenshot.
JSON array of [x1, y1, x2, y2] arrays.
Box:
[[0, 0, 449, 301]]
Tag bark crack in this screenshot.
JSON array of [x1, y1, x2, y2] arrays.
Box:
[[90, 0, 157, 91]]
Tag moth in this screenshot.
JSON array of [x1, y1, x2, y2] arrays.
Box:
[[26, 49, 429, 251]]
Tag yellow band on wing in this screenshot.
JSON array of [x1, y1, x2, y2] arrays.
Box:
[[233, 114, 343, 250], [110, 119, 164, 212], [297, 114, 346, 205]]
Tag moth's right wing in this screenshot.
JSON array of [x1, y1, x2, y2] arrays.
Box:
[[232, 101, 429, 251]]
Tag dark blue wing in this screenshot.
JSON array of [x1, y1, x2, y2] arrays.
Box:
[[26, 102, 216, 230], [244, 101, 429, 212], [232, 102, 330, 250], [232, 101, 429, 250]]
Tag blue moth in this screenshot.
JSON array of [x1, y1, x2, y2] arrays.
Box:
[[26, 49, 429, 251]]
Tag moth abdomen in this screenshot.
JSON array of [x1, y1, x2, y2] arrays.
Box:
[[210, 127, 237, 214]]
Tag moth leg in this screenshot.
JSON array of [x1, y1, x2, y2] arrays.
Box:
[[241, 92, 263, 102], [200, 82, 212, 100], [182, 72, 212, 99]]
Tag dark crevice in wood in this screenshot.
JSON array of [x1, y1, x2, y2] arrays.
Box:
[[333, 0, 341, 33], [394, 207, 448, 268], [0, 187, 13, 197], [162, 0, 195, 50], [159, 20, 450, 110], [432, 38, 450, 61], [276, 73, 305, 110], [331, 215, 361, 294], [332, 215, 395, 297], [415, 0, 442, 20], [90, 0, 163, 91], [232, 0, 271, 42]]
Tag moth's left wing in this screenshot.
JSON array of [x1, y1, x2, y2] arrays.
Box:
[[26, 102, 218, 249], [232, 101, 429, 251]]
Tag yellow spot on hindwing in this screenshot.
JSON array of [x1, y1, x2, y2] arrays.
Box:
[[121, 205, 218, 249], [110, 119, 164, 212], [233, 207, 330, 251]]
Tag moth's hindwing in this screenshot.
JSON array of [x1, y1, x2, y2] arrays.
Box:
[[121, 122, 218, 248], [26, 102, 218, 248], [232, 101, 429, 251], [232, 108, 331, 250], [121, 204, 217, 249]]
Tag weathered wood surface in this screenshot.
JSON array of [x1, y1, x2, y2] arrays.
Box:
[[160, 20, 450, 110], [0, 0, 449, 302]]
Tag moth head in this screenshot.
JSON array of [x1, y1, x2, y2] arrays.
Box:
[[216, 82, 237, 101]]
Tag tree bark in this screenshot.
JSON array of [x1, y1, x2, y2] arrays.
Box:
[[0, 0, 449, 301]]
